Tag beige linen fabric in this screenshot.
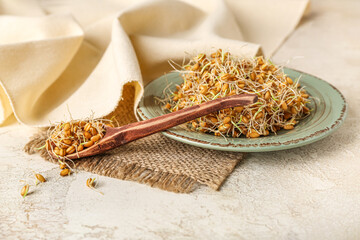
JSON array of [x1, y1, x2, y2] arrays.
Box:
[[0, 0, 309, 126]]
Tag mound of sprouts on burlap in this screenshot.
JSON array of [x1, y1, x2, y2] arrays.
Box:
[[160, 49, 311, 138]]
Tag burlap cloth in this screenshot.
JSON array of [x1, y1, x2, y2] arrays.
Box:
[[25, 84, 243, 193]]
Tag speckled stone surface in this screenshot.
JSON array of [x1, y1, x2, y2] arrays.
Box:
[[1, 0, 360, 239]]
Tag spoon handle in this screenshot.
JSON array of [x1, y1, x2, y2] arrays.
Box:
[[112, 94, 257, 145]]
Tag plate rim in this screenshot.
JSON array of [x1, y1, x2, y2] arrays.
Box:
[[137, 68, 348, 152]]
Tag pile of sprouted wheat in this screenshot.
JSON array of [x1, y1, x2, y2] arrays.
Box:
[[43, 117, 115, 159], [161, 49, 310, 138]]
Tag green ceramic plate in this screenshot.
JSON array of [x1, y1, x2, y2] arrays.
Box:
[[137, 68, 347, 152]]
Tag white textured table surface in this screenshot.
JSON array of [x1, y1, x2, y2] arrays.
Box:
[[1, 0, 360, 239]]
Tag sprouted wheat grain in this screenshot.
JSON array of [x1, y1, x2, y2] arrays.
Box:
[[161, 49, 310, 138], [20, 184, 29, 198], [60, 168, 71, 177], [35, 174, 46, 183], [86, 177, 103, 194]]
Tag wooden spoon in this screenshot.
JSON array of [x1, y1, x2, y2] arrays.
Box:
[[56, 94, 257, 159]]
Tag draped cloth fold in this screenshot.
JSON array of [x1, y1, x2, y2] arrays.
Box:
[[0, 0, 309, 126]]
